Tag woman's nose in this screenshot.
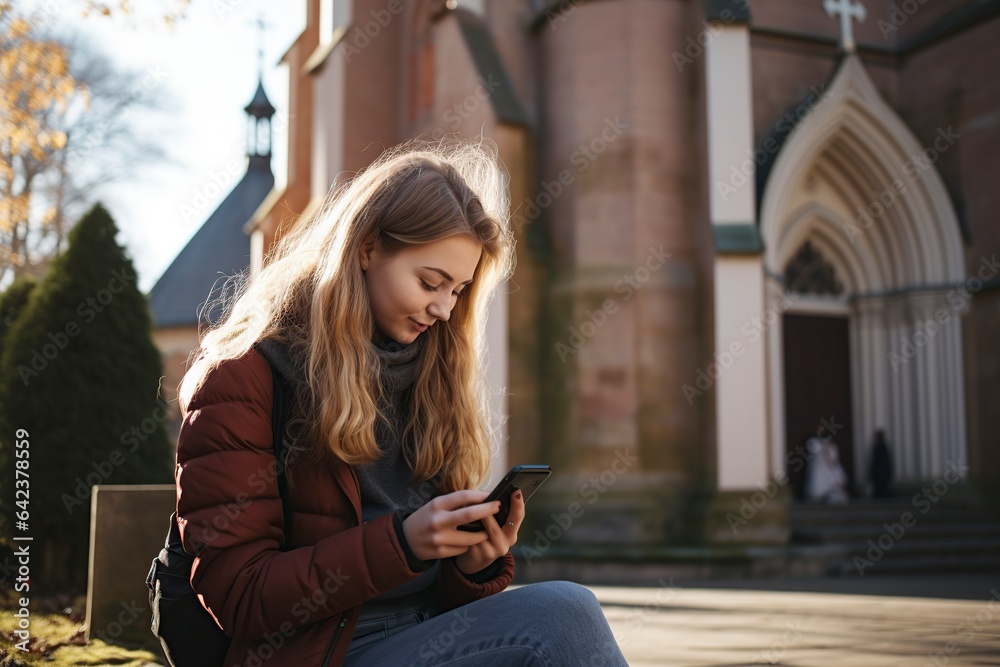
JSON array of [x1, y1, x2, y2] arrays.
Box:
[[427, 294, 452, 321]]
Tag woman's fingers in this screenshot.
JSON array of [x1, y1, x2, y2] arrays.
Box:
[[480, 490, 525, 546], [450, 500, 501, 527], [447, 537, 484, 555], [480, 507, 504, 538], [441, 520, 493, 547], [434, 489, 490, 511], [434, 543, 478, 559], [507, 490, 526, 527], [415, 489, 528, 558], [417, 522, 489, 557], [507, 491, 526, 544]]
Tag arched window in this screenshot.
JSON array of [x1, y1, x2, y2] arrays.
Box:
[[784, 241, 844, 296]]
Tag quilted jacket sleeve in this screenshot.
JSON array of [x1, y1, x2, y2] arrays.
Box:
[[175, 351, 430, 642], [436, 552, 515, 611]]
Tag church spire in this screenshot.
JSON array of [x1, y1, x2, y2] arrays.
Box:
[[243, 12, 276, 162], [243, 79, 276, 160]]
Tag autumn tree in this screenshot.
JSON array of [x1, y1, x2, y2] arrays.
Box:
[[0, 2, 79, 282], [0, 0, 190, 287]]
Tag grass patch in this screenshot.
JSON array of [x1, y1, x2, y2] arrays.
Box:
[[0, 607, 162, 666]]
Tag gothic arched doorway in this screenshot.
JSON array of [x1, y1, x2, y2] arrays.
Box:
[[760, 56, 968, 490]]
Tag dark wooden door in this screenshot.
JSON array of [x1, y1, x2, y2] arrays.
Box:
[[782, 313, 855, 499]]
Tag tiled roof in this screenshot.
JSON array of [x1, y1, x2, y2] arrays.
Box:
[[147, 155, 274, 328]]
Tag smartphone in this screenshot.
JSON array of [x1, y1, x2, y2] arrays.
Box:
[[456, 464, 552, 532]]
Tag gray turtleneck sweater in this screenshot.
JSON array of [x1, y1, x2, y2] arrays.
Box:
[[255, 333, 503, 636], [359, 332, 436, 525], [355, 332, 442, 606]]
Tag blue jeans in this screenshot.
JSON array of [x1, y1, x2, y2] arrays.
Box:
[[343, 580, 629, 666]]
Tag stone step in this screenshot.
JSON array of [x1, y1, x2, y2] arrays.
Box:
[[788, 502, 997, 524], [788, 536, 1000, 560], [823, 554, 1000, 576], [787, 495, 1000, 577], [792, 520, 1000, 542], [511, 542, 1000, 583], [789, 513, 1000, 529]]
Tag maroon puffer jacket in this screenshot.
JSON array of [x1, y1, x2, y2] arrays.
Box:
[[175, 347, 515, 666]]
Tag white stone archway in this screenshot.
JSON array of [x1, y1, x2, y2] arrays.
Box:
[[760, 54, 968, 486]]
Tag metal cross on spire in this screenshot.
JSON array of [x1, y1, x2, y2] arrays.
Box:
[[246, 11, 275, 77], [824, 0, 866, 53]]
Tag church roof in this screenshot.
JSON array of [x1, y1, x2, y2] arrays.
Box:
[[454, 9, 529, 126], [147, 155, 274, 328], [244, 80, 277, 119]]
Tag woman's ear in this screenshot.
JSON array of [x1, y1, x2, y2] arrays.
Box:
[[360, 239, 374, 271]]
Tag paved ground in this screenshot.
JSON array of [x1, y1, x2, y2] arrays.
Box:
[[563, 574, 1000, 666], [134, 574, 1000, 665]]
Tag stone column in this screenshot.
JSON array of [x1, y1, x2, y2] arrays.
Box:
[[853, 295, 891, 488], [944, 300, 969, 474], [903, 290, 967, 479], [881, 289, 970, 482], [888, 296, 904, 478], [528, 0, 705, 556], [700, 1, 787, 545]]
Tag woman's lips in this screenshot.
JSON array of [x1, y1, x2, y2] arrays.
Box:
[[409, 318, 428, 332]]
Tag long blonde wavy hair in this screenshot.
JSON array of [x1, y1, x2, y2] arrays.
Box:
[[178, 138, 516, 494]]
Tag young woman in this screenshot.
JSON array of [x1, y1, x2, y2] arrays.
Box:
[[174, 140, 629, 666]]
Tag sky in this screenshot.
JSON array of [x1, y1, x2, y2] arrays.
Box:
[[19, 0, 306, 294]]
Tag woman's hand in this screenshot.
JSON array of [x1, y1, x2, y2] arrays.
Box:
[[455, 489, 525, 575], [401, 490, 503, 561]]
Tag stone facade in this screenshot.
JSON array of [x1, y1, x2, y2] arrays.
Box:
[[227, 0, 1000, 560]]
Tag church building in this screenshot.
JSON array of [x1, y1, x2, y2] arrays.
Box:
[[163, 0, 999, 574]]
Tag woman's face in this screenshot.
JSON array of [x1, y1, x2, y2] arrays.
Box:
[[361, 235, 482, 345]]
